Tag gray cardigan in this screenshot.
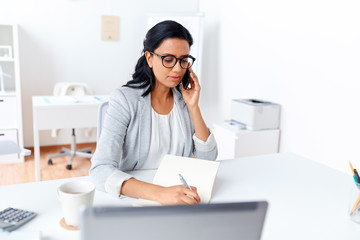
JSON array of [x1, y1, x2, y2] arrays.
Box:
[[89, 86, 218, 196]]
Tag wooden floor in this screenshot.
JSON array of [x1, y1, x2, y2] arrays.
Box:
[[0, 142, 96, 186]]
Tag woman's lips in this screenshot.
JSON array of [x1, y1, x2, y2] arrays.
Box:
[[169, 76, 180, 81]]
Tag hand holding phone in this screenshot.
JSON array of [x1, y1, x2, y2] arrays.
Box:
[[181, 68, 201, 108]]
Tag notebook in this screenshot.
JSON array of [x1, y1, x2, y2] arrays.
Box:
[[80, 201, 268, 240], [133, 154, 220, 206]]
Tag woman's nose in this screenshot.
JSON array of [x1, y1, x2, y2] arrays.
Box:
[[172, 60, 182, 72]]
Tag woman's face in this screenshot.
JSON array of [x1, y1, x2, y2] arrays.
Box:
[[146, 38, 190, 89]]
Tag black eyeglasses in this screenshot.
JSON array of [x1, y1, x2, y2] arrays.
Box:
[[150, 52, 195, 69]]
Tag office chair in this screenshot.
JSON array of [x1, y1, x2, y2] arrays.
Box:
[[0, 140, 31, 156], [47, 82, 94, 170], [97, 101, 109, 141]]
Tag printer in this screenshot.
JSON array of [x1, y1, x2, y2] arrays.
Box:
[[231, 99, 281, 130]]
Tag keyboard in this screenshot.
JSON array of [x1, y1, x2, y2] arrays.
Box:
[[0, 207, 37, 232]]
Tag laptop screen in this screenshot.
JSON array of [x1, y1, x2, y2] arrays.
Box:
[[80, 201, 268, 240]]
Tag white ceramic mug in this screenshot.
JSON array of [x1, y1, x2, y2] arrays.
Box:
[[57, 180, 95, 227]]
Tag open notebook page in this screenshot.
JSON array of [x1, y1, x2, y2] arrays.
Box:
[[133, 154, 220, 206]]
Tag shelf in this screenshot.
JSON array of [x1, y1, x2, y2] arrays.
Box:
[[0, 91, 16, 97], [0, 58, 14, 62], [0, 127, 18, 131], [0, 24, 24, 163]]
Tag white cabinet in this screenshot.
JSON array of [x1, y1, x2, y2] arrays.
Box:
[[213, 123, 280, 160], [0, 24, 24, 163]]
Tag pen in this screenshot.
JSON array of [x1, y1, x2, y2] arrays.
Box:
[[349, 161, 360, 186], [350, 161, 355, 175], [354, 169, 360, 185], [93, 96, 103, 102], [351, 192, 360, 213], [179, 174, 191, 190]]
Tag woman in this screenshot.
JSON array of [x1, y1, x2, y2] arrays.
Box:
[[90, 20, 217, 205]]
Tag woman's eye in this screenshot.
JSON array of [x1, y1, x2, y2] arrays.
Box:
[[164, 57, 174, 63]]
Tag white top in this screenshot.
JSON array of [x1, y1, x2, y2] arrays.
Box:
[[142, 102, 217, 169], [142, 105, 185, 169]]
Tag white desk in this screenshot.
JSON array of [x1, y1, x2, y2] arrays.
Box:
[[0, 153, 359, 239], [32, 95, 109, 181]]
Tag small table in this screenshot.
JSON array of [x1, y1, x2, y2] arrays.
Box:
[[32, 95, 109, 181], [213, 122, 280, 160]]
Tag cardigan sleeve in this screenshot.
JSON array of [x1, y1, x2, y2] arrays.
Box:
[[192, 132, 217, 152], [89, 89, 134, 197], [192, 129, 218, 161]]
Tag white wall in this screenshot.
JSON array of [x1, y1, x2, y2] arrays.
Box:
[[1, 0, 359, 174], [0, 0, 199, 146], [200, 0, 360, 173]]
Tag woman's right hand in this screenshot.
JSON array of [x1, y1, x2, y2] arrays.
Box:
[[156, 185, 201, 205]]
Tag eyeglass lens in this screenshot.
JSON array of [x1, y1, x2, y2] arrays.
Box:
[[162, 56, 194, 69]]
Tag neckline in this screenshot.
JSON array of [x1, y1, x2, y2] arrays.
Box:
[[152, 105, 174, 116], [150, 89, 175, 115]]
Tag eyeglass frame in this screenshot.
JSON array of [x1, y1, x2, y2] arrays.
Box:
[[150, 51, 196, 69]]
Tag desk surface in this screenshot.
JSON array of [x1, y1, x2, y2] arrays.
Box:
[[0, 153, 359, 240], [32, 95, 108, 107]]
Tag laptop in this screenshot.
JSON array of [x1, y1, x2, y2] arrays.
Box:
[[80, 201, 268, 240]]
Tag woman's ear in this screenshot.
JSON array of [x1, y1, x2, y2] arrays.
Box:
[[145, 51, 153, 68]]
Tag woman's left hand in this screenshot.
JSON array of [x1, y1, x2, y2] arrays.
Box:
[[181, 68, 200, 109]]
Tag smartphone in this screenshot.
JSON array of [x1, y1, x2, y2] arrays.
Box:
[[182, 69, 191, 89]]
